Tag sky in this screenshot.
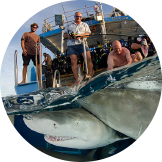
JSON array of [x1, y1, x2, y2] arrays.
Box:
[[0, 0, 117, 97]]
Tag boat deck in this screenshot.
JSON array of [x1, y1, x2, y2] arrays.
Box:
[[60, 68, 106, 87]]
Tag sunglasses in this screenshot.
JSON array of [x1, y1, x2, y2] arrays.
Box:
[[32, 26, 37, 28], [75, 16, 82, 18]]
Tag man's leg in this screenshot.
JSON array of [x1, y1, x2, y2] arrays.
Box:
[[69, 54, 78, 84], [19, 54, 30, 84], [86, 50, 93, 76], [19, 65, 28, 84], [82, 50, 93, 77]]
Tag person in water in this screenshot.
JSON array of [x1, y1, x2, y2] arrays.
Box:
[[107, 40, 132, 70], [131, 36, 149, 62], [64, 12, 93, 85], [19, 23, 41, 84]]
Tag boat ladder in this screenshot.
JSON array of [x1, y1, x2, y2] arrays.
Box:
[[53, 70, 61, 87]]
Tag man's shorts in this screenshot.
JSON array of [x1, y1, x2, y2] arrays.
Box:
[[68, 44, 89, 56], [22, 54, 40, 66]]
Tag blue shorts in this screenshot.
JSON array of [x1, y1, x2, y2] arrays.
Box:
[[68, 44, 89, 56]]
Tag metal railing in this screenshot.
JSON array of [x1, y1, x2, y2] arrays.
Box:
[[82, 38, 88, 74], [42, 2, 106, 33], [35, 42, 43, 89], [14, 50, 18, 86], [53, 70, 61, 88], [42, 2, 127, 33]]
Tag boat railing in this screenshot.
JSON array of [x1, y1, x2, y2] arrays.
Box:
[[42, 2, 127, 33], [53, 70, 61, 88], [14, 50, 18, 86], [42, 6, 95, 33], [35, 42, 43, 89], [42, 2, 109, 33]]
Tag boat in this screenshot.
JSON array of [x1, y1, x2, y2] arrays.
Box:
[[14, 2, 148, 96], [39, 2, 148, 88], [40, 3, 145, 54]]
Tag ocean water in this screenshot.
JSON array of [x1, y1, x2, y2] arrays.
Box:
[[3, 55, 162, 115], [2, 54, 162, 160]]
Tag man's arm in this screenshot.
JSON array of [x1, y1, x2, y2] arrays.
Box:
[[63, 24, 73, 39], [21, 33, 27, 56], [107, 53, 115, 70], [64, 33, 72, 39], [125, 48, 132, 65], [21, 39, 27, 56], [75, 32, 90, 38], [75, 23, 91, 38], [42, 57, 47, 64], [131, 43, 141, 49]]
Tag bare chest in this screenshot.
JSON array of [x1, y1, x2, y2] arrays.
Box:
[[113, 54, 128, 67]]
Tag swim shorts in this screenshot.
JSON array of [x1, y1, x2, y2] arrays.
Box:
[[22, 53, 40, 66], [68, 44, 89, 56]]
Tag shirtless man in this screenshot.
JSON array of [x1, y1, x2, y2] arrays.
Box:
[[107, 40, 132, 70]]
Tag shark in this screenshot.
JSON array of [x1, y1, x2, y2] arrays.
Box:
[[125, 81, 162, 90], [23, 108, 128, 149], [78, 88, 161, 139]]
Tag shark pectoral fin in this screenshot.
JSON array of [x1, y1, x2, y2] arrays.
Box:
[[86, 148, 97, 160], [115, 131, 130, 141]]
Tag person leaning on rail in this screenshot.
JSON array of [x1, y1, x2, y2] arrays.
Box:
[[107, 40, 132, 70]]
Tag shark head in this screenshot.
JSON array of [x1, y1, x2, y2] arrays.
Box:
[[23, 108, 127, 149]]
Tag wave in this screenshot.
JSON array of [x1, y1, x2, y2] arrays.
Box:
[[2, 55, 162, 115]]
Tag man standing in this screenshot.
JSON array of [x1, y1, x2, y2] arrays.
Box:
[[19, 23, 40, 84], [42, 53, 52, 72], [107, 40, 132, 70], [64, 12, 93, 85]]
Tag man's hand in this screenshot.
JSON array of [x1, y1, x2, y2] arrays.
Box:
[[21, 40, 27, 56], [68, 34, 73, 39], [23, 49, 27, 56], [74, 35, 80, 40], [64, 33, 73, 39]]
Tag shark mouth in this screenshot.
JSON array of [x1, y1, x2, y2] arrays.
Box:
[[45, 135, 76, 142]]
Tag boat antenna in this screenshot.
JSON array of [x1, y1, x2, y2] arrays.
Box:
[[61, 3, 68, 22]]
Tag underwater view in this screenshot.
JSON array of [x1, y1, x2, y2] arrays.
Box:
[[2, 55, 162, 161]]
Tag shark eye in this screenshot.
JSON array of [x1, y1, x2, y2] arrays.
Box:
[[54, 123, 57, 127], [75, 121, 79, 125]]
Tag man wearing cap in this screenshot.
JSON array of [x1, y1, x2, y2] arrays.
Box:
[[19, 23, 41, 84]]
